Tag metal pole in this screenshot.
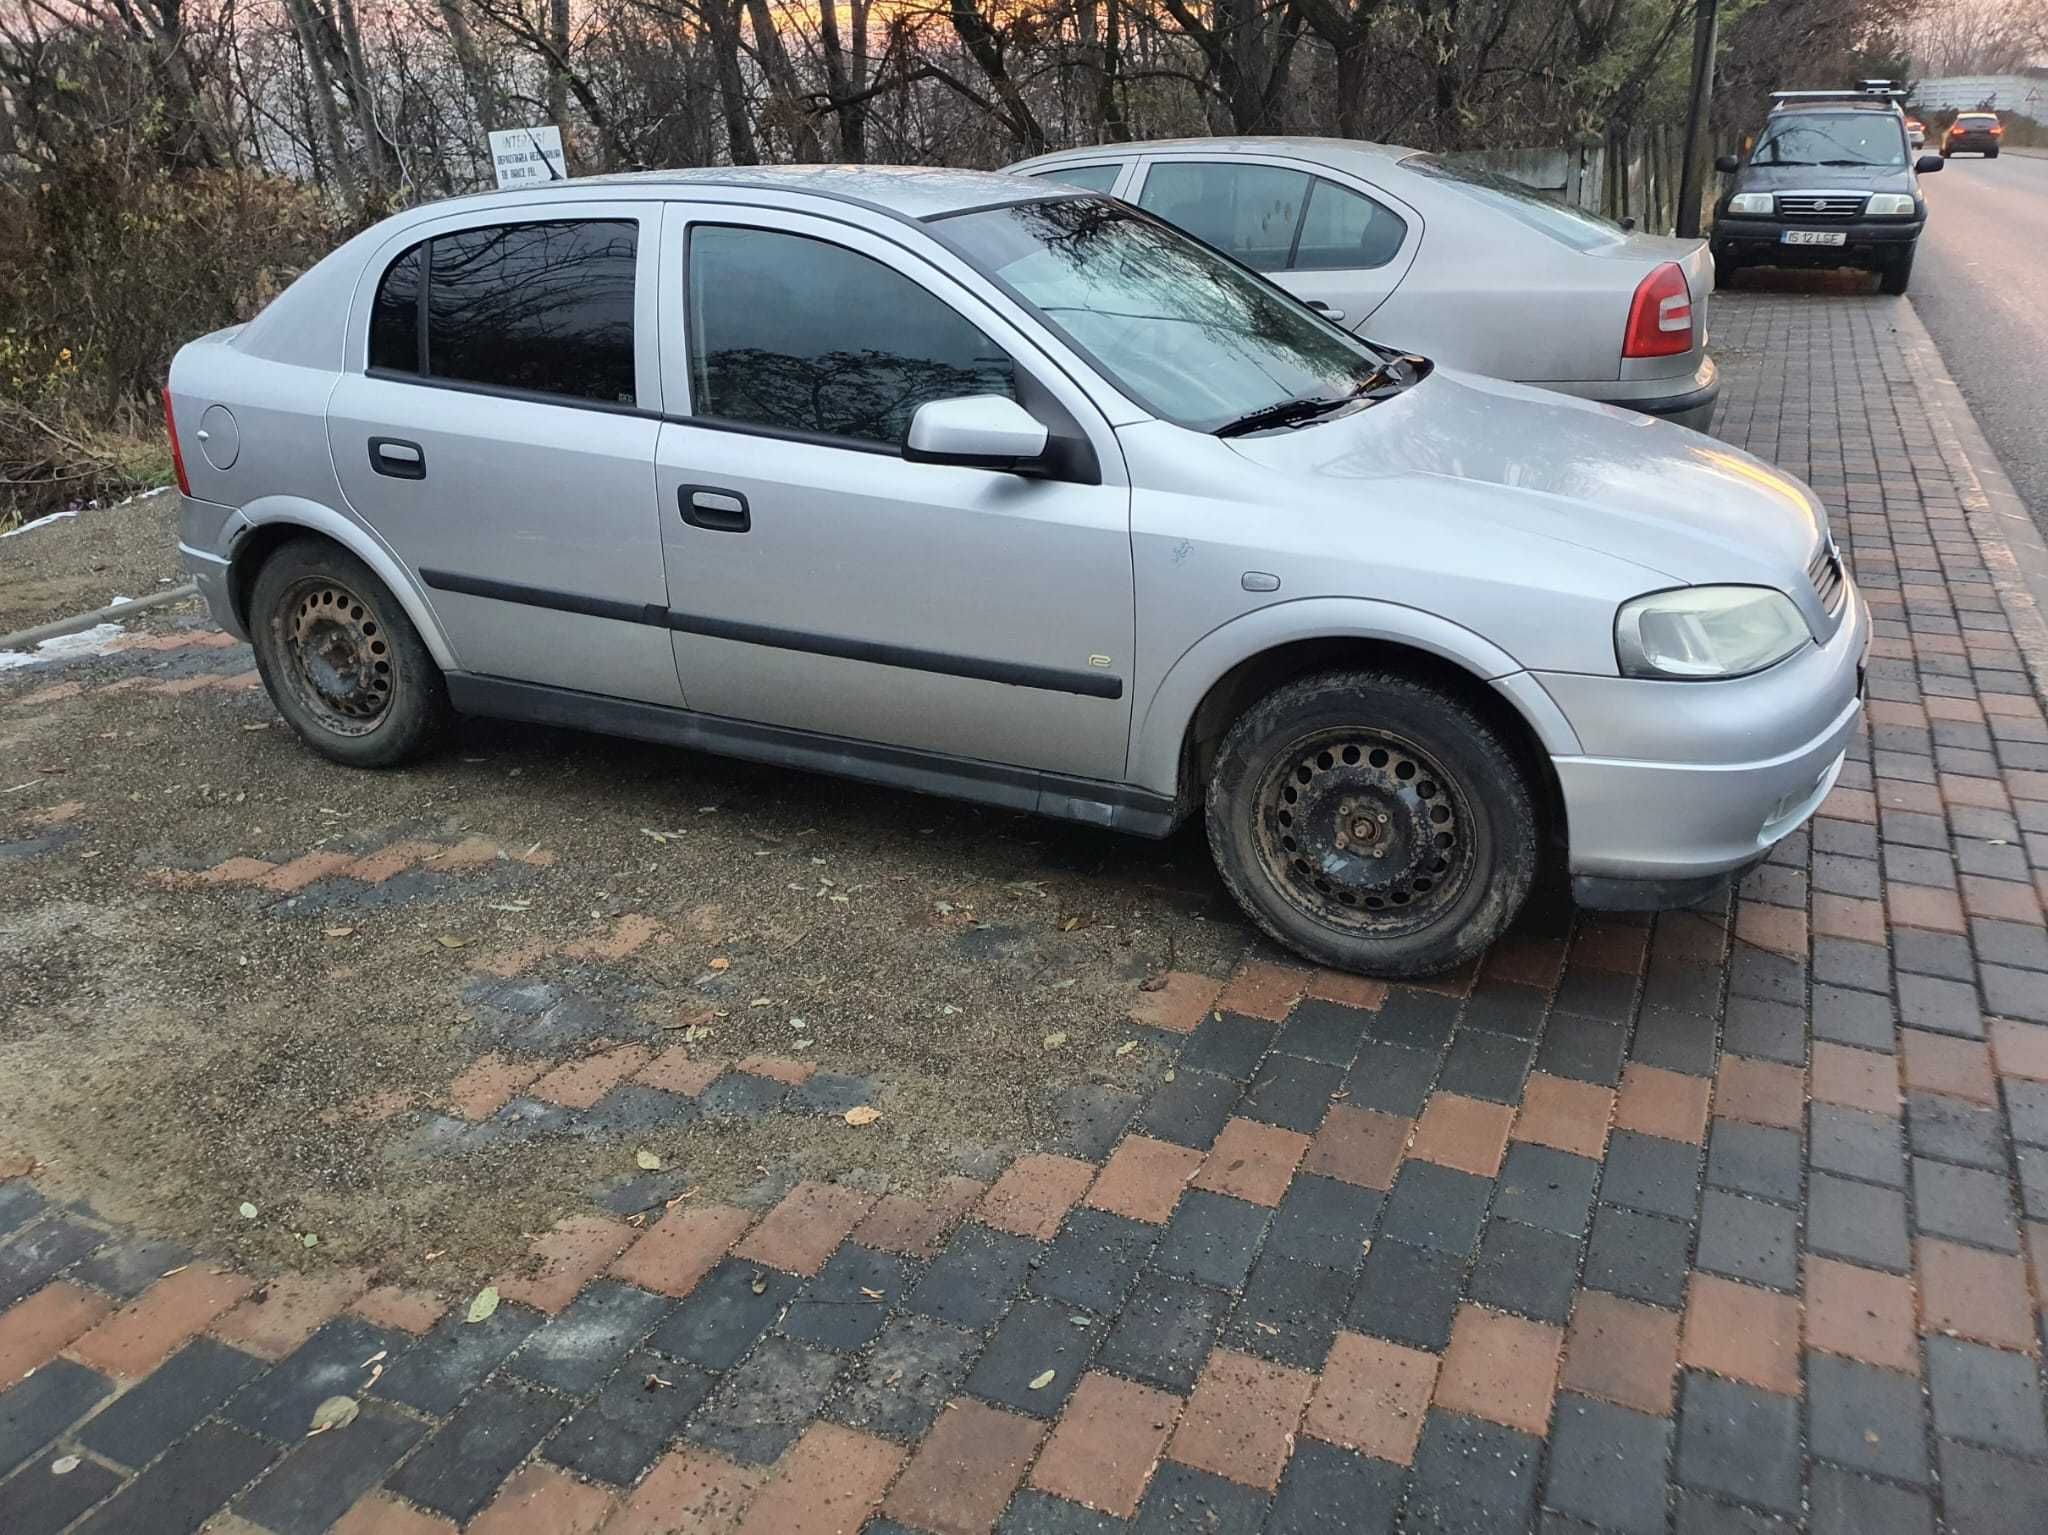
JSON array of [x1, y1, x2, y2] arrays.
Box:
[[1675, 0, 1720, 239]]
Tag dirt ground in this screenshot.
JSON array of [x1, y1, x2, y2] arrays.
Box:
[[0, 488, 184, 636], [0, 575, 1253, 1299]]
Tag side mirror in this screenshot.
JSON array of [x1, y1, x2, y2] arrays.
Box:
[[1714, 154, 1740, 174], [904, 395, 1049, 471], [1915, 154, 1944, 174]]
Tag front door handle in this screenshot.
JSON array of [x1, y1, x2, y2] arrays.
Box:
[[680, 485, 750, 533], [1305, 300, 1347, 323], [369, 437, 426, 480]]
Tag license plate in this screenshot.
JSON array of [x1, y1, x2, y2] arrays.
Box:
[[1781, 230, 1847, 247]]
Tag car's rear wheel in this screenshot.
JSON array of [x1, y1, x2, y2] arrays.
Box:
[[1879, 245, 1915, 295], [249, 537, 448, 768], [1205, 670, 1540, 977], [1988, 148, 2000, 159]]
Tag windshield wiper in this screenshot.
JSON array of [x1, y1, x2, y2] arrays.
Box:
[[1212, 395, 1352, 438]]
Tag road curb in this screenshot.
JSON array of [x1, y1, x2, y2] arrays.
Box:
[[0, 583, 200, 654], [1897, 297, 2048, 701]]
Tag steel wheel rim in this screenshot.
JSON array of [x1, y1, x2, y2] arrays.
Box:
[[275, 576, 395, 737], [1253, 726, 1477, 938]]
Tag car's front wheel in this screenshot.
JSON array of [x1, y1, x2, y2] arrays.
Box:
[[248, 536, 448, 768], [1879, 245, 1916, 295], [1205, 670, 1540, 977]]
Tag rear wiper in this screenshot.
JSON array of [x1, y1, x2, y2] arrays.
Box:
[[1212, 395, 1351, 438]]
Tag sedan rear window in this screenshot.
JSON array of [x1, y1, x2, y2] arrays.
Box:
[[1398, 155, 1625, 252]]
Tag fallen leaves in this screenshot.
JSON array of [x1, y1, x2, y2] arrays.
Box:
[[238, 1202, 259, 1220], [1042, 1031, 1068, 1051], [308, 1396, 359, 1435], [635, 1149, 664, 1171], [843, 1106, 882, 1127], [435, 934, 467, 950], [1028, 1369, 1056, 1390], [465, 1286, 500, 1324]]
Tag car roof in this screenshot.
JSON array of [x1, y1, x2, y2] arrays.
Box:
[[1013, 136, 1418, 176], [1769, 98, 1901, 116], [419, 164, 1066, 223]]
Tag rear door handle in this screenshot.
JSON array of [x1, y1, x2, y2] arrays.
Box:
[[680, 485, 750, 533], [370, 438, 425, 480], [1305, 300, 1347, 323]]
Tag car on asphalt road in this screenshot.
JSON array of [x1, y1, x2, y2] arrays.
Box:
[[1711, 90, 1944, 293], [1905, 116, 1927, 148], [1943, 112, 2004, 158], [1007, 137, 1720, 431], [167, 166, 1868, 976]]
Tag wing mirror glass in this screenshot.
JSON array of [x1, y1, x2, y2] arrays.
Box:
[[904, 395, 1050, 471], [1915, 154, 1944, 173], [1714, 154, 1740, 174]]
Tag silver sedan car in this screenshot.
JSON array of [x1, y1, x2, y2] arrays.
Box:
[[1010, 137, 1721, 430], [168, 167, 1864, 976]]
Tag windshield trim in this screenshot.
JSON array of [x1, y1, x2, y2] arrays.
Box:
[[924, 195, 1391, 433]]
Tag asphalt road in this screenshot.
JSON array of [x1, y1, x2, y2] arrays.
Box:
[[1914, 147, 2048, 530]]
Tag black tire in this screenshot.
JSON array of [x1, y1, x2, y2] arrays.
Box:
[[1879, 245, 1915, 295], [1204, 669, 1540, 978], [1987, 148, 2000, 159], [248, 536, 448, 768]]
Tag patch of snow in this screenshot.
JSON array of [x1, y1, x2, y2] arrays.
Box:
[[0, 622, 127, 672], [0, 510, 79, 539]]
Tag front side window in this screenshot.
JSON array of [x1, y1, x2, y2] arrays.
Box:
[[1293, 178, 1408, 270], [366, 219, 638, 404], [1034, 164, 1121, 193], [685, 224, 1015, 448], [938, 197, 1384, 433], [1137, 162, 1309, 271], [1749, 112, 1906, 167]]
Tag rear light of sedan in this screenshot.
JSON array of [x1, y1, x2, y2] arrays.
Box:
[[1623, 262, 1694, 358], [161, 385, 192, 497]]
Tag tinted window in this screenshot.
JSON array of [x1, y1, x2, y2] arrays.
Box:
[[425, 220, 637, 403], [1750, 111, 1905, 167], [369, 243, 423, 373], [1402, 154, 1626, 252], [1137, 163, 1308, 271], [686, 225, 1015, 448], [1034, 164, 1121, 192], [1293, 179, 1408, 270]]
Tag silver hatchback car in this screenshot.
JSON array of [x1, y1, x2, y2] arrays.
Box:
[[169, 166, 1867, 977]]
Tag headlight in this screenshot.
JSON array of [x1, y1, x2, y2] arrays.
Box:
[[1726, 192, 1773, 214], [1866, 193, 1916, 216], [1616, 586, 1811, 679]]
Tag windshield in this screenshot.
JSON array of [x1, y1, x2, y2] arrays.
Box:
[[1751, 112, 1906, 167], [1398, 154, 1626, 252], [934, 197, 1386, 433]]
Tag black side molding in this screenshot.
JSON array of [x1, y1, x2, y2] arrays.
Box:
[[444, 672, 1179, 838], [416, 569, 1122, 701]]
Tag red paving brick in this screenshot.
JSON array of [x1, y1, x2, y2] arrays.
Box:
[[1570, 920, 1650, 974], [978, 1155, 1099, 1240], [636, 1048, 729, 1098], [496, 1213, 634, 1312], [853, 1178, 987, 1259], [1681, 1274, 1801, 1395], [1888, 883, 1967, 934], [1127, 972, 1225, 1034], [735, 1182, 875, 1276], [448, 1053, 544, 1120], [1991, 1018, 2048, 1083], [1919, 1237, 2038, 1353], [346, 840, 445, 884], [1811, 892, 1888, 944], [563, 913, 670, 961], [1612, 1064, 1712, 1145], [1484, 938, 1567, 988], [1560, 1290, 1682, 1415], [1511, 1074, 1615, 1160], [1029, 1371, 1180, 1517], [67, 1266, 255, 1378], [256, 850, 358, 894], [1901, 1030, 1998, 1106], [1303, 1331, 1439, 1466], [1806, 1256, 1919, 1374], [1305, 970, 1389, 1010], [211, 1268, 370, 1359], [1085, 1137, 1205, 1225], [883, 1398, 1044, 1535], [1713, 1055, 1805, 1129], [735, 1055, 816, 1086], [1212, 961, 1310, 1021], [470, 1464, 614, 1534], [1433, 1305, 1563, 1435], [1168, 1348, 1314, 1490], [1302, 1105, 1410, 1189], [330, 1495, 459, 1535], [1191, 1118, 1313, 1205], [1963, 874, 2043, 924], [1407, 1094, 1515, 1177], [348, 1285, 447, 1335], [606, 1445, 766, 1535], [0, 1282, 112, 1385], [612, 1204, 755, 1297], [736, 1422, 903, 1535], [531, 1044, 655, 1109], [1734, 902, 1807, 958], [1809, 1042, 1902, 1116]]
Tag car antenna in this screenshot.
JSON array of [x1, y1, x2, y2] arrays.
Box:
[[527, 128, 563, 181]]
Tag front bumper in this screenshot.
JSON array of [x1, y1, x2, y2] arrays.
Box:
[[1713, 214, 1921, 268], [1542, 575, 1869, 901]]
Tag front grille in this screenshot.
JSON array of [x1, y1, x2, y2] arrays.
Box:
[[1808, 542, 1845, 613], [1776, 195, 1863, 219]]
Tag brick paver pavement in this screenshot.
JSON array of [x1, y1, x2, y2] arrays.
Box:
[[3, 289, 2048, 1532]]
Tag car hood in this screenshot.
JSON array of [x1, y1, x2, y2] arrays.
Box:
[[1221, 367, 1828, 588], [1733, 162, 1909, 192]]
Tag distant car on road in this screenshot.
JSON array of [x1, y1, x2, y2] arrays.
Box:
[[1943, 113, 2003, 158], [1905, 116, 1927, 148], [168, 166, 1866, 976], [1007, 137, 1719, 431], [1711, 89, 1944, 293]]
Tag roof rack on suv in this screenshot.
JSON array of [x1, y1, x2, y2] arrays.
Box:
[[1768, 83, 1906, 109]]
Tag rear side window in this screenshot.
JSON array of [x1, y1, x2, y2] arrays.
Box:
[[367, 219, 637, 405], [1033, 164, 1121, 193], [1137, 162, 1309, 271], [1293, 179, 1408, 270], [685, 224, 1015, 449]]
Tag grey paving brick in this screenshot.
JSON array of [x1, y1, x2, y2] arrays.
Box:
[[0, 1447, 123, 1535], [1464, 981, 1549, 1041], [383, 1380, 571, 1520], [1912, 1157, 2020, 1252], [1898, 973, 1985, 1038], [367, 1300, 542, 1416], [1811, 1105, 1906, 1186], [1380, 1160, 1491, 1255], [1341, 1040, 1439, 1116], [504, 1280, 672, 1394], [1629, 1001, 1719, 1075], [1436, 1029, 1533, 1103], [998, 1489, 1127, 1535], [1265, 1173, 1380, 1273], [1544, 1394, 1672, 1535], [781, 1244, 916, 1353], [1028, 1208, 1154, 1314], [543, 1351, 716, 1484], [0, 1183, 46, 1237], [1936, 1437, 2048, 1535], [1492, 1143, 1600, 1237], [71, 1236, 192, 1301], [1097, 1272, 1227, 1392], [1178, 1012, 1275, 1080], [76, 1336, 266, 1468], [1348, 1236, 1465, 1351], [1811, 985, 1895, 1050], [1132, 1461, 1269, 1533], [1584, 1204, 1693, 1308], [1813, 937, 1890, 995], [1133, 1068, 1239, 1150], [0, 1359, 114, 1479], [1706, 1121, 1803, 1203], [1238, 1053, 1345, 1134], [906, 1222, 1037, 1330], [1985, 964, 2048, 1024], [685, 1335, 842, 1464], [1223, 1255, 1349, 1368], [1274, 998, 1373, 1065], [1809, 1464, 1933, 1535], [0, 1215, 105, 1307], [1371, 989, 1462, 1050], [1553, 967, 1636, 1025], [1727, 947, 1803, 1007], [1696, 1188, 1798, 1289], [2011, 1079, 2048, 1147], [827, 1314, 980, 1441], [1268, 1436, 1401, 1535], [1907, 1092, 2005, 1170], [1722, 997, 1805, 1064], [649, 1259, 799, 1370], [1469, 1217, 1579, 1323], [698, 1070, 790, 1118], [1601, 1130, 1703, 1221], [1891, 928, 1974, 983], [966, 1295, 1098, 1416], [222, 1316, 414, 1439], [1535, 1013, 1628, 1085], [1927, 1337, 2048, 1454], [1807, 1172, 1909, 1271], [71, 1420, 278, 1535], [1406, 1410, 1541, 1533], [1809, 1353, 1928, 1484], [1151, 1189, 1269, 1289], [234, 1399, 427, 1535], [1675, 1370, 1802, 1516]]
